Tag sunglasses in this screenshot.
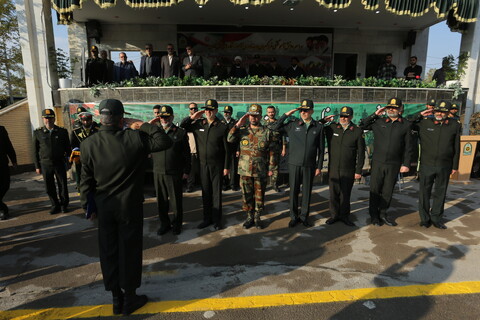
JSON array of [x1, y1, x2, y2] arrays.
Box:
[[160, 116, 171, 119], [190, 108, 198, 111], [339, 115, 349, 118], [299, 109, 310, 113]]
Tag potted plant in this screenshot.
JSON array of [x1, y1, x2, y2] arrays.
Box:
[[56, 48, 77, 88]]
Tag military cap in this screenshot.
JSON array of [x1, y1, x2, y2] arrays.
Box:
[[450, 103, 459, 110], [434, 100, 451, 112], [202, 99, 218, 110], [247, 104, 262, 115], [78, 112, 92, 119], [339, 106, 353, 117], [99, 99, 125, 116], [224, 106, 233, 113], [426, 99, 436, 107], [158, 105, 173, 117], [90, 45, 98, 52], [76, 106, 87, 114], [42, 109, 55, 118], [299, 99, 314, 110], [386, 97, 402, 108]]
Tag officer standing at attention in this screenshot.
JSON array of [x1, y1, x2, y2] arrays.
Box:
[[33, 109, 71, 214], [0, 125, 17, 220], [323, 107, 365, 226], [222, 105, 240, 191], [80, 99, 172, 315], [70, 112, 99, 192], [181, 99, 230, 230], [263, 105, 283, 192], [151, 105, 191, 236], [185, 102, 201, 193], [413, 100, 461, 229], [85, 45, 107, 87], [448, 103, 461, 122], [228, 104, 276, 229], [273, 99, 324, 228], [360, 97, 412, 226]]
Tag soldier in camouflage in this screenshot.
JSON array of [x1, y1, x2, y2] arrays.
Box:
[[228, 104, 277, 229], [263, 105, 283, 192]]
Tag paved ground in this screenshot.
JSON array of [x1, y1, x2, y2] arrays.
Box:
[[1, 172, 479, 319]]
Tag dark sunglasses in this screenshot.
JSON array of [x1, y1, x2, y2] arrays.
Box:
[[299, 109, 310, 113], [190, 108, 198, 111], [339, 115, 349, 118]]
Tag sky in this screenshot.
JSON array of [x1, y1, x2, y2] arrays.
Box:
[[51, 11, 462, 75]]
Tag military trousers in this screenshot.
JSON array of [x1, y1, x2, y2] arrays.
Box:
[[418, 165, 451, 223], [41, 162, 69, 208], [328, 170, 355, 219], [288, 164, 315, 221], [0, 164, 10, 213], [268, 151, 281, 188], [154, 172, 183, 229], [199, 163, 223, 224], [240, 176, 267, 214], [98, 207, 143, 292], [187, 153, 200, 189], [369, 161, 401, 220], [223, 154, 239, 189]]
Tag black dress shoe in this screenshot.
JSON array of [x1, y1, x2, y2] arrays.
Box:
[[61, 205, 68, 213], [172, 225, 182, 235], [186, 187, 194, 193], [419, 221, 431, 228], [371, 218, 381, 226], [112, 294, 124, 315], [157, 225, 172, 235], [325, 218, 338, 225], [49, 206, 60, 215], [381, 217, 397, 227], [213, 223, 222, 230], [123, 294, 148, 315], [341, 218, 355, 227], [222, 185, 230, 191], [197, 220, 212, 229], [302, 219, 313, 227], [232, 186, 240, 192], [288, 219, 299, 228], [432, 222, 447, 229]]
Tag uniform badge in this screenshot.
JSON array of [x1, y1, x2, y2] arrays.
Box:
[[259, 141, 265, 148], [241, 140, 249, 146], [162, 106, 166, 112], [341, 107, 347, 113]]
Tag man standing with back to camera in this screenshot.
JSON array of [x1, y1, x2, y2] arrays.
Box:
[[80, 99, 172, 315]]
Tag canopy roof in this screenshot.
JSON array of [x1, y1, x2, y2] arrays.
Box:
[[53, 0, 478, 27]]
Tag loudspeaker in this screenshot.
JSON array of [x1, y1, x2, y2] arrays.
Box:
[[86, 20, 102, 43], [406, 31, 416, 46]]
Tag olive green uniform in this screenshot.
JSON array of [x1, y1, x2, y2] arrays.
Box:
[[33, 125, 71, 209], [227, 124, 277, 219], [324, 122, 365, 220], [263, 118, 283, 189], [412, 114, 461, 224]]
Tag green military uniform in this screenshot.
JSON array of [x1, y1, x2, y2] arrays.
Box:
[[33, 109, 71, 213], [70, 113, 99, 192], [324, 107, 365, 224], [152, 106, 191, 235], [221, 105, 240, 191], [80, 99, 172, 305], [180, 99, 230, 229], [263, 115, 283, 191], [272, 99, 324, 226], [413, 100, 461, 228], [360, 97, 412, 225], [228, 104, 277, 229]]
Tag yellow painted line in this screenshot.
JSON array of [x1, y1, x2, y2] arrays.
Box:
[[2, 281, 480, 319]]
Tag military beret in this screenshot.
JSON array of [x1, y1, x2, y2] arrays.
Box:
[[42, 109, 55, 118]]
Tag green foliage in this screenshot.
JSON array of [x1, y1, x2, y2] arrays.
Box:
[[444, 52, 469, 81], [56, 48, 74, 79]]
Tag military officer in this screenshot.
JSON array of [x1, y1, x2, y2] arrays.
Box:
[[360, 97, 412, 226], [180, 99, 230, 230], [80, 99, 172, 315], [0, 125, 17, 220], [413, 100, 461, 229], [33, 109, 71, 214], [185, 102, 201, 193], [222, 105, 240, 191], [263, 105, 283, 192], [448, 103, 460, 122], [85, 45, 107, 87], [151, 105, 191, 236], [323, 107, 365, 226], [228, 104, 276, 229], [70, 112, 99, 191], [272, 99, 324, 228], [73, 106, 88, 129]]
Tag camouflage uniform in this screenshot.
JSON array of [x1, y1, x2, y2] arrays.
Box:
[[263, 118, 283, 189], [227, 105, 277, 228]]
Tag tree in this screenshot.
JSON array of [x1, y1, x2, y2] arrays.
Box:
[[0, 0, 26, 104]]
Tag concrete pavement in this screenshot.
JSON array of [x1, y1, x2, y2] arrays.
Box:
[[0, 172, 479, 319]]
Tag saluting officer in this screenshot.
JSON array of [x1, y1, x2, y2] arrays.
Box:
[[413, 100, 461, 229], [263, 105, 283, 192], [273, 99, 324, 228], [180, 99, 230, 230], [33, 109, 71, 214], [448, 103, 461, 122], [228, 104, 277, 229], [222, 105, 240, 191], [360, 97, 412, 226], [151, 105, 191, 236], [323, 106, 365, 226], [70, 112, 99, 191]]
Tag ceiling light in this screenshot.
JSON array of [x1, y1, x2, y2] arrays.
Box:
[[290, 7, 294, 11]]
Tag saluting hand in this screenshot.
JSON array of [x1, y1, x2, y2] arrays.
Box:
[[399, 166, 410, 173], [124, 118, 144, 129], [375, 107, 387, 116], [190, 109, 205, 120], [324, 115, 335, 123], [285, 108, 299, 117], [236, 113, 249, 128], [420, 109, 433, 117], [148, 117, 160, 125]]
